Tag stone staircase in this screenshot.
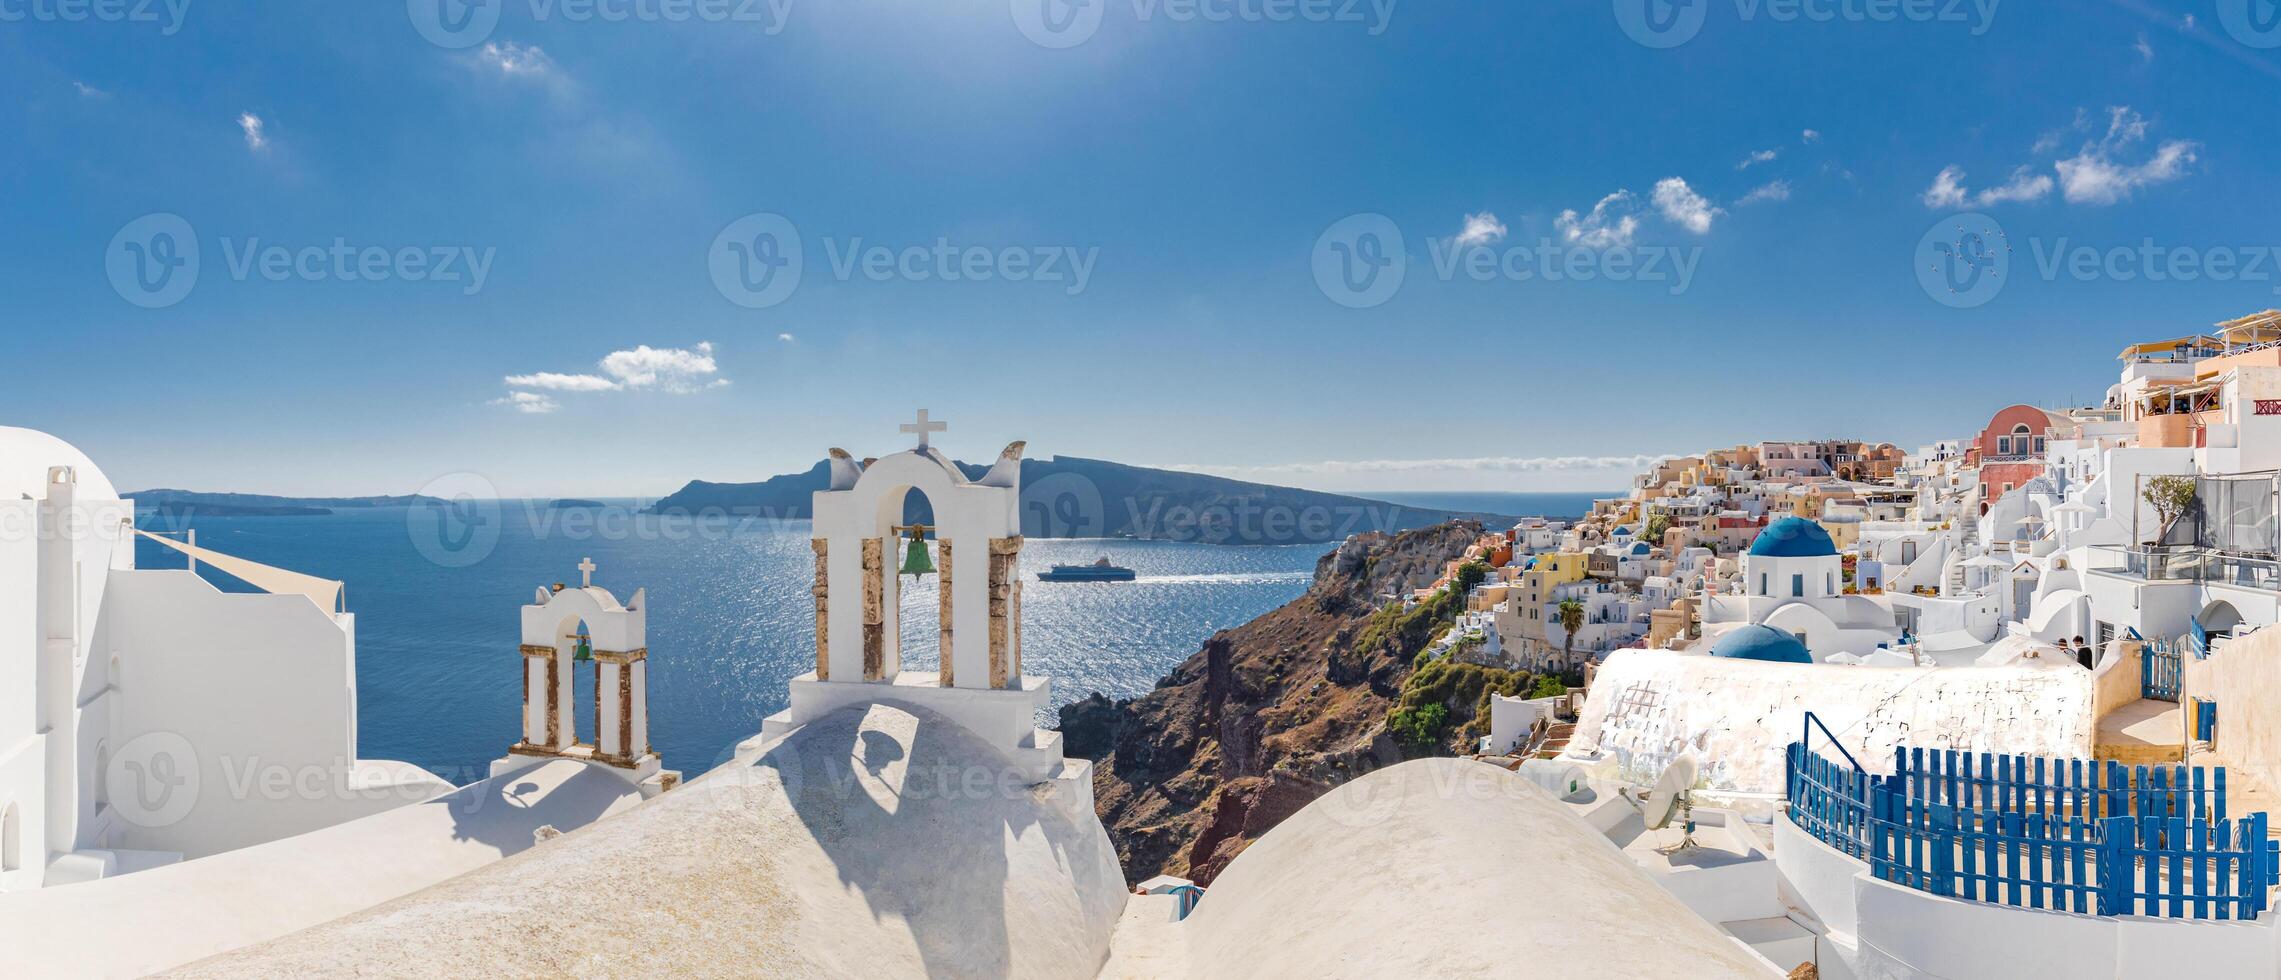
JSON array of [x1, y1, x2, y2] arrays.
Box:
[[1536, 722, 1577, 759]]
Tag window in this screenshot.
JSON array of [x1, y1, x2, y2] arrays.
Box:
[[1792, 574, 1804, 597], [1759, 573, 1768, 595]]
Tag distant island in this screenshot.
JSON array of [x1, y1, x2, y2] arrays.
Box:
[[547, 499, 607, 509], [128, 489, 446, 518], [648, 455, 1521, 545]]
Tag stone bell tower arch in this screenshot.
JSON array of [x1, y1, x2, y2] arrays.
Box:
[[762, 414, 1091, 819], [493, 559, 678, 796]]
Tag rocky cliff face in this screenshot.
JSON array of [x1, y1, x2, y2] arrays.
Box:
[[1057, 521, 1489, 885]]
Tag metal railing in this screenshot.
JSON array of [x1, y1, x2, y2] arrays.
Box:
[[2089, 546, 2281, 590]]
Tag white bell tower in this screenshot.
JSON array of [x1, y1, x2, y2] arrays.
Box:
[[757, 415, 1093, 819], [493, 559, 678, 797]]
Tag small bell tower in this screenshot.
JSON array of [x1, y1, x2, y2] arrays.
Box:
[[492, 558, 679, 797]]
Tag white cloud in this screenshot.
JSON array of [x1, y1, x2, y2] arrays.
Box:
[[1652, 177, 1721, 234], [477, 41, 557, 78], [1170, 454, 1674, 480], [502, 371, 619, 392], [2134, 32, 2153, 62], [1555, 190, 1640, 250], [73, 81, 108, 99], [777, 332, 796, 343], [1738, 148, 1778, 170], [1452, 211, 1507, 248], [493, 391, 560, 414], [1976, 167, 2054, 204], [1921, 164, 2053, 208], [2054, 107, 2197, 205], [1922, 165, 1969, 208], [599, 341, 726, 393], [1737, 180, 1791, 206], [497, 342, 727, 412], [2183, 13, 2196, 29], [238, 112, 268, 152], [1801, 129, 1821, 144]]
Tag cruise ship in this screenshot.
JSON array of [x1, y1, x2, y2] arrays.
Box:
[[1037, 557, 1137, 582]]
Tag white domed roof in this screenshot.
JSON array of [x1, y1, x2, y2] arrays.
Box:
[[1182, 759, 1771, 979], [0, 426, 118, 501], [172, 702, 1129, 979]]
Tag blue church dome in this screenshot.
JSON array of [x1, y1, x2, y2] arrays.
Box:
[[1709, 624, 1814, 664], [1748, 517, 1837, 558]]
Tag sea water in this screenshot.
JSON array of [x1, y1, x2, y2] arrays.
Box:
[[134, 506, 1325, 781]]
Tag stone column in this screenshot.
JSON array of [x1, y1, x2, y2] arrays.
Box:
[[862, 538, 885, 681], [519, 644, 554, 749], [811, 539, 830, 681], [988, 536, 1023, 689], [593, 648, 647, 765], [938, 539, 955, 687]]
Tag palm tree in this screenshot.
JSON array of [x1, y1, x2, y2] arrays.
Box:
[[1556, 598, 1586, 670]]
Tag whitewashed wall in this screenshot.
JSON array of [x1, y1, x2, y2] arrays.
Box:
[[92, 570, 444, 859], [1565, 650, 2094, 796]]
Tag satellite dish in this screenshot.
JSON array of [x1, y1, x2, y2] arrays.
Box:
[[1640, 752, 1699, 832]]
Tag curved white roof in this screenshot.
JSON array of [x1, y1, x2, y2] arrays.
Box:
[[0, 425, 118, 501], [1181, 759, 1770, 979], [176, 702, 1129, 979]]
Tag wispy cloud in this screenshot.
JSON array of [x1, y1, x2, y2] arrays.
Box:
[[1555, 190, 1640, 250], [1737, 148, 1778, 170], [777, 332, 796, 343], [1737, 180, 1791, 206], [497, 341, 728, 412], [1452, 211, 1508, 248], [73, 81, 108, 100], [1652, 177, 1721, 234], [2054, 106, 2197, 205], [476, 41, 557, 78], [1922, 165, 2053, 207], [492, 391, 560, 414], [2134, 31, 2153, 62], [1801, 129, 1821, 144], [238, 112, 268, 152], [1168, 454, 1674, 480]]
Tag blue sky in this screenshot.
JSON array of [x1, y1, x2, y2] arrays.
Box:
[[2, 0, 2276, 496]]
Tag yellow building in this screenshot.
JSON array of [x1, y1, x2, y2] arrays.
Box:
[[1496, 552, 1589, 663]]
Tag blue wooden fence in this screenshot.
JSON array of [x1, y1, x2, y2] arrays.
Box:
[[2143, 639, 2182, 701], [1785, 741, 2278, 920]]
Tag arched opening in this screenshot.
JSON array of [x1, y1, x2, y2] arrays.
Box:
[[2201, 600, 2245, 636], [560, 614, 598, 749], [892, 486, 946, 679], [2, 801, 19, 872]]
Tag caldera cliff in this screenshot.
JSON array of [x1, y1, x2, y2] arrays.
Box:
[[1060, 520, 1560, 885]]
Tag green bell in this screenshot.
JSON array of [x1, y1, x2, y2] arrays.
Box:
[[900, 532, 936, 578], [573, 635, 593, 662]]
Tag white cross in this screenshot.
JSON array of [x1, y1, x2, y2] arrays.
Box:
[[578, 557, 597, 588], [900, 408, 948, 450]]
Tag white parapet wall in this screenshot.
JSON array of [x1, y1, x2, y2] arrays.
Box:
[[1565, 650, 2095, 797]]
